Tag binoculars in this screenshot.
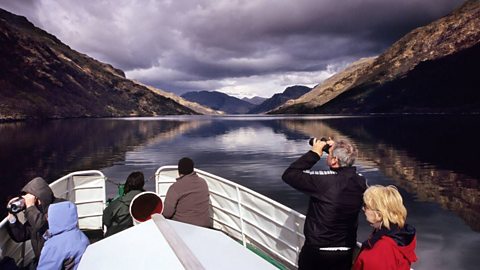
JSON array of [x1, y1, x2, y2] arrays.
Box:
[[308, 137, 331, 154], [7, 197, 26, 214]]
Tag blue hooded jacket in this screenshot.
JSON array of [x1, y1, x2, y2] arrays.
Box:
[[37, 201, 90, 270]]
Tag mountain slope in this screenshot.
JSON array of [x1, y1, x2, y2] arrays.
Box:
[[0, 8, 197, 120], [181, 91, 255, 114], [249, 85, 311, 114], [273, 0, 480, 114], [271, 58, 375, 114], [316, 43, 480, 113]]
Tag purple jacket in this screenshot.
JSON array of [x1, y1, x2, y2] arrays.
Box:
[[37, 201, 89, 270]]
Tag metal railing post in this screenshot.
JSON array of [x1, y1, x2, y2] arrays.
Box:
[[236, 186, 247, 247]]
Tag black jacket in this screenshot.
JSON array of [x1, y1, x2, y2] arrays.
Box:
[[7, 177, 64, 259], [282, 151, 367, 247]]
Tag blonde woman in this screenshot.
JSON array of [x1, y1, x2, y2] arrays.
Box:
[[353, 185, 417, 270]]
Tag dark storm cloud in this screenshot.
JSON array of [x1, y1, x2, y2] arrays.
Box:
[[0, 0, 39, 20], [0, 0, 466, 96]]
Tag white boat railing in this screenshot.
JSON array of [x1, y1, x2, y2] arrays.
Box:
[[49, 170, 106, 230], [155, 166, 305, 269], [0, 170, 106, 267]]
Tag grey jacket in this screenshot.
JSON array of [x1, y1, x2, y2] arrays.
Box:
[[163, 172, 212, 228], [7, 177, 64, 259]]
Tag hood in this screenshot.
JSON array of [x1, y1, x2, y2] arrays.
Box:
[[387, 223, 416, 247], [363, 223, 417, 263], [47, 201, 79, 236], [120, 189, 143, 204], [388, 224, 417, 263], [21, 177, 54, 207], [395, 234, 417, 264]]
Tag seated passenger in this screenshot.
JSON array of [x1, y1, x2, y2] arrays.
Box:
[[37, 201, 89, 270], [102, 171, 145, 237], [353, 185, 417, 270], [163, 157, 212, 228]]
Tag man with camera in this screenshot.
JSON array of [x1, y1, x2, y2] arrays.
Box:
[[282, 138, 367, 270], [6, 177, 64, 268]]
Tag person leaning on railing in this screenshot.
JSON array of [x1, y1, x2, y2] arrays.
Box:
[[353, 185, 417, 270], [282, 138, 367, 270]]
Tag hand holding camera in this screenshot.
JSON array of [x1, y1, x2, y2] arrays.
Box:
[[7, 197, 26, 214], [6, 194, 36, 215], [23, 193, 36, 207], [309, 137, 334, 156], [309, 137, 332, 153]]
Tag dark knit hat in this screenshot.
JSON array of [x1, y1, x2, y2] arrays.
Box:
[[178, 157, 194, 175]]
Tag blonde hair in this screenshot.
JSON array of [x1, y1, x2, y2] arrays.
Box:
[[363, 185, 407, 229]]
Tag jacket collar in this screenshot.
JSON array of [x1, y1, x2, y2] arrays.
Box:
[[176, 172, 196, 180], [331, 166, 357, 174], [363, 223, 416, 249]]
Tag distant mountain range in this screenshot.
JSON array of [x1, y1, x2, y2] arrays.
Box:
[[1, 0, 478, 120], [182, 85, 311, 114], [242, 96, 267, 105], [248, 85, 311, 114], [0, 8, 216, 120], [181, 91, 255, 114], [271, 0, 480, 114]]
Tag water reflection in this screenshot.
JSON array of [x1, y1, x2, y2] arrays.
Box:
[[279, 116, 480, 232], [1, 115, 479, 269], [278, 116, 480, 270], [0, 118, 207, 214]]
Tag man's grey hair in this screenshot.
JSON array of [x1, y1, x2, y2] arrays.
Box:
[[332, 139, 357, 167]]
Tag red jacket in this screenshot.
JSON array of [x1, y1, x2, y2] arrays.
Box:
[[353, 228, 417, 270]]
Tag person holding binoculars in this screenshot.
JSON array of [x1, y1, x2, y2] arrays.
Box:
[[5, 177, 63, 269], [283, 137, 367, 270]]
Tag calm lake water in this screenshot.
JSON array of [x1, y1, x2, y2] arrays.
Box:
[[1, 115, 479, 269]]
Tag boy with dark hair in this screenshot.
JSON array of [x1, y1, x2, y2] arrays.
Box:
[[163, 157, 212, 228]]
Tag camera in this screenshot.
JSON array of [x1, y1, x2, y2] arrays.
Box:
[[7, 197, 26, 214], [308, 137, 331, 154]]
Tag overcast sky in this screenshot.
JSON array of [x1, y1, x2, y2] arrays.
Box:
[[0, 0, 465, 98]]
